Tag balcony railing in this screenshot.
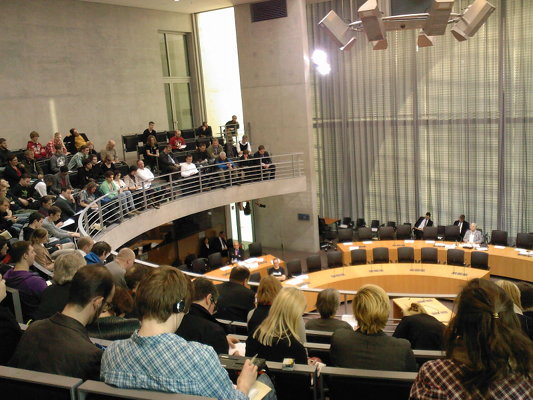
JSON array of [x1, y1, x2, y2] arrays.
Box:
[[78, 152, 304, 238]]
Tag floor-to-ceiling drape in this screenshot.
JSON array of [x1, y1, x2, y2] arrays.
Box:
[[308, 0, 532, 241]]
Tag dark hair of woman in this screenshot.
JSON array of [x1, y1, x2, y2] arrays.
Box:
[[444, 278, 532, 395]]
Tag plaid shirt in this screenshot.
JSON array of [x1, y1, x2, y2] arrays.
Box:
[[101, 331, 248, 400], [410, 359, 532, 400]]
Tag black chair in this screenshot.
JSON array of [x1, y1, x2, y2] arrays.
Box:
[[422, 226, 438, 240], [355, 218, 366, 228], [340, 217, 354, 228], [337, 228, 353, 242], [396, 225, 412, 240], [447, 249, 465, 266], [357, 227, 373, 241], [386, 221, 396, 229], [350, 249, 367, 265], [122, 134, 139, 153], [515, 233, 533, 249], [248, 242, 263, 257], [437, 225, 446, 237], [306, 255, 322, 273], [249, 272, 261, 285], [421, 247, 438, 264], [181, 129, 196, 140], [207, 252, 223, 270], [0, 366, 82, 400], [327, 251, 343, 268], [155, 131, 168, 144], [397, 247, 415, 263], [370, 220, 380, 230], [490, 230, 508, 246], [444, 225, 460, 241], [470, 251, 489, 270], [372, 247, 389, 264], [378, 226, 395, 240], [286, 259, 302, 277], [192, 258, 208, 274]]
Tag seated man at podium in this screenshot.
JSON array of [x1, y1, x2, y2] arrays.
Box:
[[463, 223, 482, 244], [413, 212, 433, 240]]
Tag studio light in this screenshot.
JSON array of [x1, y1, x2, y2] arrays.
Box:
[[311, 49, 331, 76], [451, 0, 496, 41], [318, 10, 357, 51]]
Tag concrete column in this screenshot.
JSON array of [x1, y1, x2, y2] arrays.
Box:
[[234, 0, 319, 253]]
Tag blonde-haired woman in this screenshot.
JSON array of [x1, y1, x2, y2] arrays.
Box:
[[496, 280, 533, 340], [247, 276, 282, 335], [331, 284, 417, 371], [246, 287, 307, 363]]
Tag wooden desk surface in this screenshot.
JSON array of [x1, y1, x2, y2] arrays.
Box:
[[336, 240, 533, 282], [323, 218, 340, 225], [393, 297, 452, 324], [205, 254, 284, 280], [285, 263, 489, 312]]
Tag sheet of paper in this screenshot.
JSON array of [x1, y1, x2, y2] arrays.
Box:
[[425, 240, 435, 244], [229, 342, 246, 357], [220, 266, 232, 271], [248, 381, 272, 400], [404, 240, 415, 244], [494, 245, 506, 249], [362, 241, 373, 244], [341, 314, 357, 329], [349, 246, 359, 250], [342, 242, 353, 245], [61, 218, 75, 228]]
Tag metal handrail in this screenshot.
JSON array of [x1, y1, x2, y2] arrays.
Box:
[[77, 152, 304, 238]]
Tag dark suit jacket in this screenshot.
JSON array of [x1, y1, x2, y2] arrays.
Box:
[[176, 303, 228, 354], [453, 220, 470, 239], [228, 247, 245, 262], [3, 164, 25, 188], [211, 236, 229, 257], [392, 313, 445, 350], [215, 281, 255, 323], [158, 152, 177, 173], [54, 196, 76, 221], [414, 217, 433, 229], [331, 329, 417, 372]]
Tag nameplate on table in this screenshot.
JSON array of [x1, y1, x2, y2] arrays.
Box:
[[444, 244, 456, 250], [494, 245, 506, 249], [434, 243, 445, 247], [404, 240, 415, 244], [362, 241, 373, 245], [349, 246, 359, 250], [220, 266, 232, 271], [518, 250, 533, 257], [342, 242, 353, 246], [477, 247, 488, 251], [425, 240, 436, 244]]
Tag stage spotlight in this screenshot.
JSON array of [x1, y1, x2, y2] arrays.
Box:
[[318, 10, 357, 51], [417, 32, 436, 47], [311, 49, 328, 65], [423, 0, 454, 36], [371, 39, 388, 50], [358, 0, 386, 42], [451, 0, 495, 41]]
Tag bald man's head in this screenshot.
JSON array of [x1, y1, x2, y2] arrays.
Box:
[[115, 248, 136, 270]]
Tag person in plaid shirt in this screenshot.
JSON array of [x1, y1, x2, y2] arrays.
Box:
[[101, 266, 260, 399], [410, 279, 532, 399]]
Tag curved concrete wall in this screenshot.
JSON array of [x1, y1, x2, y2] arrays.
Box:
[[95, 176, 306, 249]]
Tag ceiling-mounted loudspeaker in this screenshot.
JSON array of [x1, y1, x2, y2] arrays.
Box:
[[418, 32, 436, 47], [423, 0, 455, 36], [358, 0, 386, 42], [451, 0, 495, 41], [318, 10, 357, 51]]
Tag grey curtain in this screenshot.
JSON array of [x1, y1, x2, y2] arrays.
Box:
[[307, 0, 532, 241]]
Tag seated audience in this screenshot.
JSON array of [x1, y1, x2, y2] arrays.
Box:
[[0, 138, 10, 167], [100, 140, 118, 162], [207, 138, 224, 159], [180, 154, 198, 178], [305, 288, 352, 332], [100, 154, 115, 176], [53, 166, 73, 193], [54, 187, 76, 221], [0, 237, 11, 275], [228, 241, 244, 263], [9, 265, 114, 380], [38, 196, 53, 217], [26, 131, 47, 160], [45, 132, 68, 157], [247, 276, 282, 335], [177, 277, 236, 355], [215, 265, 255, 323], [124, 165, 141, 190], [238, 150, 256, 181], [100, 171, 135, 214], [77, 237, 95, 257], [30, 228, 54, 271], [225, 115, 240, 132], [195, 121, 212, 137], [32, 175, 48, 200], [87, 286, 140, 340], [76, 157, 95, 188], [254, 145, 276, 180], [135, 160, 154, 189], [199, 237, 212, 258], [68, 145, 89, 170], [22, 211, 44, 241], [496, 280, 533, 340], [268, 257, 287, 281], [0, 196, 22, 237], [215, 152, 237, 187], [78, 182, 98, 209], [105, 248, 135, 288], [516, 281, 533, 320], [410, 279, 532, 399], [413, 212, 433, 240], [42, 206, 81, 244], [88, 154, 102, 179], [331, 284, 417, 371], [143, 135, 159, 171], [238, 134, 252, 155], [33, 252, 86, 320], [44, 174, 59, 196], [392, 302, 445, 350], [180, 154, 199, 194], [124, 263, 153, 300], [86, 142, 100, 161], [100, 266, 259, 399], [0, 274, 22, 365], [463, 222, 483, 244], [141, 121, 156, 144], [169, 130, 186, 150], [4, 154, 25, 188], [22, 149, 44, 178], [85, 241, 111, 265], [158, 144, 179, 174], [3, 241, 46, 320], [10, 174, 38, 211], [194, 142, 210, 164], [64, 128, 89, 153], [49, 144, 68, 173]]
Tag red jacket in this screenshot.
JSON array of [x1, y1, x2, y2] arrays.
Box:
[[27, 141, 47, 159]]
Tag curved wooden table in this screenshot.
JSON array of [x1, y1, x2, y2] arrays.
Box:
[[337, 240, 533, 282], [205, 254, 284, 280], [285, 263, 490, 312]]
